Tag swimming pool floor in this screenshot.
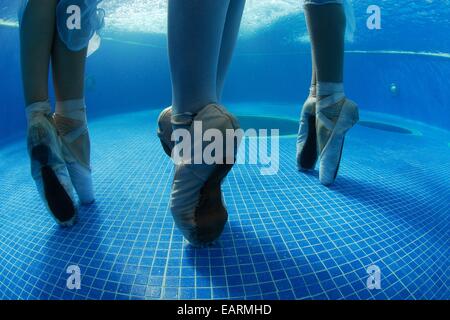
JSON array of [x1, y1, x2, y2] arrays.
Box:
[[0, 103, 448, 300]]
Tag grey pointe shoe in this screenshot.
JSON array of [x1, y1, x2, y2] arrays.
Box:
[[27, 101, 77, 227], [157, 104, 241, 246], [316, 96, 359, 186], [296, 96, 318, 171]]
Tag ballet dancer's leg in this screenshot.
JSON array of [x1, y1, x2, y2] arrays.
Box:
[[52, 33, 95, 205], [298, 1, 359, 185], [20, 0, 77, 226], [159, 0, 244, 246]]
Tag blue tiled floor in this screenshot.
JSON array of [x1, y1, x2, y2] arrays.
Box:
[[0, 103, 448, 300]]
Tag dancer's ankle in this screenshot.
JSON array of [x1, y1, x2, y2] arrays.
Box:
[[25, 100, 51, 126], [316, 82, 345, 121], [54, 99, 90, 168], [54, 99, 87, 139]]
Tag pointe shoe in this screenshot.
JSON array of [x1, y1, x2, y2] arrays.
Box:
[[157, 106, 175, 158], [27, 102, 77, 227], [316, 97, 359, 186], [296, 96, 318, 171], [54, 100, 94, 205], [157, 104, 241, 247]]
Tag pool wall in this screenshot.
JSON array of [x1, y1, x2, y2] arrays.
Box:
[[1, 24, 450, 146]]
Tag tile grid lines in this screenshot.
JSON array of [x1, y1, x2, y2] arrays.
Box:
[[0, 109, 448, 300]]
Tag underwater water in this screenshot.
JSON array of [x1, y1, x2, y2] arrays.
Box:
[[0, 0, 449, 300]]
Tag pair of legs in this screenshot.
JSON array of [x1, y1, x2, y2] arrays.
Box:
[[298, 1, 359, 185], [168, 0, 246, 116], [157, 0, 245, 246], [21, 0, 93, 226]]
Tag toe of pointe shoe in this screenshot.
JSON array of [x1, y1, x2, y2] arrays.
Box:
[[318, 100, 359, 186], [66, 162, 95, 205], [171, 164, 231, 247]]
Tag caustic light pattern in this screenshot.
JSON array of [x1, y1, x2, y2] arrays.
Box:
[[94, 0, 303, 34], [0, 105, 448, 300], [2, 0, 450, 51]]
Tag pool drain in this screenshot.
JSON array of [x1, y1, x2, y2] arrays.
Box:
[[357, 121, 413, 134], [237, 115, 298, 136], [237, 116, 414, 136]]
